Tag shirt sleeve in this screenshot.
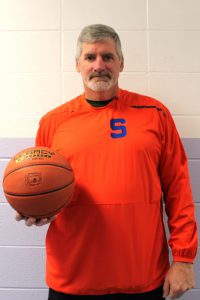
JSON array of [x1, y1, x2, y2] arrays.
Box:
[[35, 117, 53, 148], [159, 108, 198, 263]]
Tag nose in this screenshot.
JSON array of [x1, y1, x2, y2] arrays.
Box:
[[93, 57, 105, 72]]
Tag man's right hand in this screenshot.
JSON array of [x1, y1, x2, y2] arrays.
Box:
[[15, 212, 56, 227]]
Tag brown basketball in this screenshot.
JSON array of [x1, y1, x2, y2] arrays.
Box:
[[2, 146, 75, 218]]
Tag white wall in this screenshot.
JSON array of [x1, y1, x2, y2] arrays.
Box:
[[0, 1, 200, 299], [0, 0, 200, 138]]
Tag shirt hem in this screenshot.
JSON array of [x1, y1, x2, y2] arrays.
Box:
[[47, 280, 164, 296]]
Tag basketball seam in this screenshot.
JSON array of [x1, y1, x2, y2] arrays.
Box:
[[4, 178, 75, 197], [3, 163, 73, 181]]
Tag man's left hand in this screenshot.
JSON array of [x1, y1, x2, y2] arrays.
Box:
[[163, 261, 195, 299]]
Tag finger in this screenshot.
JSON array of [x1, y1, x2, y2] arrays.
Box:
[[169, 284, 177, 299], [163, 280, 170, 298], [15, 212, 25, 221], [35, 215, 56, 227], [169, 291, 182, 299], [35, 218, 48, 226], [169, 287, 188, 299], [169, 285, 185, 299], [25, 217, 37, 227], [46, 215, 56, 223]]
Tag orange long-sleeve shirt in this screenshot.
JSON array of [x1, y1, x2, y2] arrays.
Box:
[[36, 89, 198, 295]]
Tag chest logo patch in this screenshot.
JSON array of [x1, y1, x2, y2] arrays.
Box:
[[110, 118, 127, 138]]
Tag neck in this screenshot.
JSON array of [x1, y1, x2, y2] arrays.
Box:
[[84, 85, 119, 101]]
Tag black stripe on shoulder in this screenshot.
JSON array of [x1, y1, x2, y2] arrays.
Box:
[[130, 105, 166, 117]]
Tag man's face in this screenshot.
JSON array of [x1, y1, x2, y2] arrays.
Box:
[[76, 39, 124, 94]]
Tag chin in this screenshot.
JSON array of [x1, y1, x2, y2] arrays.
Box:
[[86, 80, 115, 92]]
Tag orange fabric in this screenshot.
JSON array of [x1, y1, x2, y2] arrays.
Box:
[[36, 89, 198, 295]]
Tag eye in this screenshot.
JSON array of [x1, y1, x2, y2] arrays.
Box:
[[85, 54, 95, 61], [102, 54, 114, 61]]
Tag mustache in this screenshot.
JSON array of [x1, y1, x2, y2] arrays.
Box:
[[89, 71, 112, 80]]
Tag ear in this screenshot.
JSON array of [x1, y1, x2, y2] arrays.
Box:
[[120, 59, 124, 72], [76, 60, 80, 72]]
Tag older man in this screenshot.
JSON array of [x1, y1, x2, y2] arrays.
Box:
[[17, 24, 198, 300]]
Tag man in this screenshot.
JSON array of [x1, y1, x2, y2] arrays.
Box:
[[16, 24, 198, 300]]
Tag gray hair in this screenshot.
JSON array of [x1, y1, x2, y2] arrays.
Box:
[[75, 24, 124, 60]]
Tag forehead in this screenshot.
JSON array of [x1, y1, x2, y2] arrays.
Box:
[[80, 39, 118, 55]]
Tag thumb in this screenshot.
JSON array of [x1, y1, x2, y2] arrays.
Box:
[[15, 212, 25, 221], [163, 279, 170, 298]]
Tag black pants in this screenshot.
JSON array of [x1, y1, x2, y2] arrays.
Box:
[[48, 286, 165, 300]]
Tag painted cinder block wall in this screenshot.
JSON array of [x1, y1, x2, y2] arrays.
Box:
[[0, 0, 199, 299]]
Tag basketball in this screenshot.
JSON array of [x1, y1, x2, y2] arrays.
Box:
[[2, 146, 75, 218]]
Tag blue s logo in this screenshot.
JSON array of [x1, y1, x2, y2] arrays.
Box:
[[110, 118, 127, 138]]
